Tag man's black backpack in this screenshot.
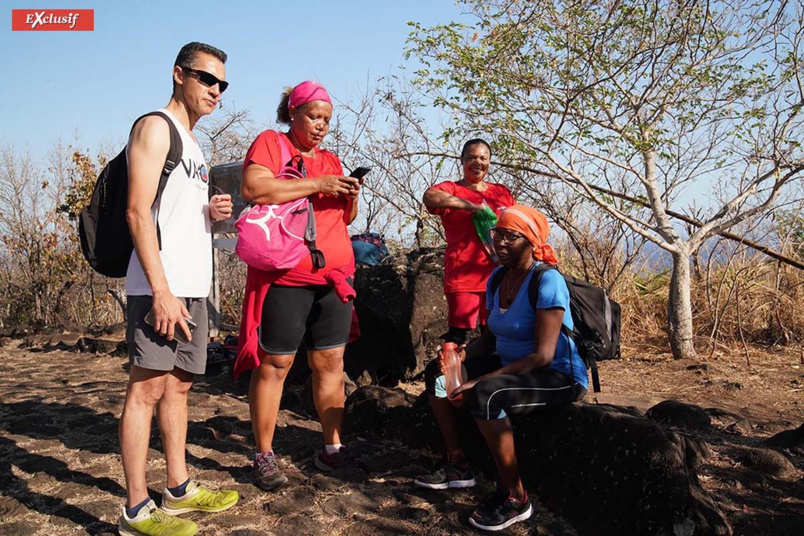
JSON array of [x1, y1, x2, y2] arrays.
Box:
[[490, 263, 622, 392], [79, 112, 182, 278]]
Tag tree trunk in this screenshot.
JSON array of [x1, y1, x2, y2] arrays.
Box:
[[34, 290, 44, 326], [107, 289, 127, 321], [415, 216, 424, 248], [668, 250, 696, 360]]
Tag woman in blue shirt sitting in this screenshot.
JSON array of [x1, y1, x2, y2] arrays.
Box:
[[414, 205, 588, 532]]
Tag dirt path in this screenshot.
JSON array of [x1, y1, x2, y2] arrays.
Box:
[[0, 339, 578, 535], [601, 342, 804, 428], [1, 335, 802, 535]]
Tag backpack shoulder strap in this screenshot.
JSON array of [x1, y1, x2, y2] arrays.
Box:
[[489, 266, 509, 296], [490, 264, 551, 307], [527, 263, 575, 341], [526, 262, 556, 310], [271, 130, 294, 170], [129, 111, 183, 202], [269, 131, 326, 269], [153, 112, 182, 201], [530, 264, 601, 392], [129, 111, 183, 249]]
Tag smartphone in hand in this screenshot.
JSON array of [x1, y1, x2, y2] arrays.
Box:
[[349, 166, 371, 184], [144, 308, 196, 344]]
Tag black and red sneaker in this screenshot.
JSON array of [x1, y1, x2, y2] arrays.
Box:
[[413, 463, 476, 490], [253, 451, 288, 491], [314, 445, 357, 472], [468, 484, 532, 531]]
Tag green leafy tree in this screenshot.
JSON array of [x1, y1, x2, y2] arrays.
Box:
[[408, 0, 804, 358]]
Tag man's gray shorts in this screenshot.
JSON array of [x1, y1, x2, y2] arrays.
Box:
[[126, 295, 209, 375]]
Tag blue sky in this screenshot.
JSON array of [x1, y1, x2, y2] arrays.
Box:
[[1, 0, 466, 158]]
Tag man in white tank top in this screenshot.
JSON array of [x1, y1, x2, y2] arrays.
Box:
[[118, 42, 237, 536]]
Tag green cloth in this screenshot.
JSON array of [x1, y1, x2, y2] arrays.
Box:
[[472, 205, 498, 241], [472, 206, 499, 263]]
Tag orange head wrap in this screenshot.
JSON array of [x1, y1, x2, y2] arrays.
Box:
[[496, 205, 558, 265]]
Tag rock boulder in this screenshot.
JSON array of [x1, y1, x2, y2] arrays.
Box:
[[345, 248, 448, 385], [345, 386, 731, 536]]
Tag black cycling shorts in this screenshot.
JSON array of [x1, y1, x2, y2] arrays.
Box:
[[424, 354, 586, 420], [258, 283, 353, 355]]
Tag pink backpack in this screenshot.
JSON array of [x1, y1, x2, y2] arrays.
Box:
[[235, 132, 325, 271]]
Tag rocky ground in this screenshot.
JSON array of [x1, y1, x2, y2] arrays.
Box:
[[0, 331, 801, 535]]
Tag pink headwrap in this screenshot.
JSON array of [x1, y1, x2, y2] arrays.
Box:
[[288, 81, 332, 110], [497, 205, 559, 265]]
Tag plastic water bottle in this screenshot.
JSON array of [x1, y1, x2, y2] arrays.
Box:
[[441, 342, 463, 403]]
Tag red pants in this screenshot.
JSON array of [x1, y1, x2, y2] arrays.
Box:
[[446, 291, 487, 329]]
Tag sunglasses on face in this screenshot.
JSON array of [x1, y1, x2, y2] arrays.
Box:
[[181, 65, 229, 93], [489, 228, 526, 244]]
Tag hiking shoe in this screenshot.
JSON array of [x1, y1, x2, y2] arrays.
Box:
[[253, 451, 288, 491], [118, 499, 197, 536], [468, 484, 533, 531], [413, 463, 476, 490], [161, 481, 239, 515], [314, 445, 356, 472]]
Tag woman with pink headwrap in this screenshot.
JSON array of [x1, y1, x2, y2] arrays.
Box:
[[414, 205, 588, 532], [239, 81, 361, 492]]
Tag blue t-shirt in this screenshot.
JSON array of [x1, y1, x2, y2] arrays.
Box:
[[486, 263, 588, 388]]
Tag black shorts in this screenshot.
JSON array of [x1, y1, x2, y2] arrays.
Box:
[[424, 354, 586, 420], [258, 283, 353, 355]]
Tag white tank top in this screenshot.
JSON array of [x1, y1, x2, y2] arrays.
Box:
[[126, 108, 212, 298]]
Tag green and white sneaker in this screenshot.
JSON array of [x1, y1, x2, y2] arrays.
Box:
[[118, 499, 197, 536], [161, 481, 239, 515]]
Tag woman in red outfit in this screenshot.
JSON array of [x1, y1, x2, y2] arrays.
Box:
[[240, 81, 360, 491], [423, 139, 515, 345]]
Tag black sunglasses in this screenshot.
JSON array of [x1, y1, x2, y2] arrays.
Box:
[[181, 65, 229, 93], [489, 228, 526, 244]]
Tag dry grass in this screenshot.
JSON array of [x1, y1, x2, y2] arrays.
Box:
[[2, 241, 802, 363], [589, 258, 804, 356]]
